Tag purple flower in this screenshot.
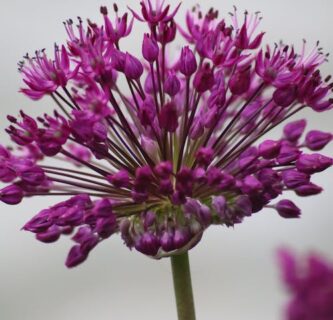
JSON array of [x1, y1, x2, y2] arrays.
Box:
[[278, 249, 333, 320], [19, 45, 79, 100], [2, 2, 332, 267]]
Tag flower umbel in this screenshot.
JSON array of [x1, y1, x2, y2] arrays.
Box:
[[278, 249, 333, 320], [1, 3, 332, 267]]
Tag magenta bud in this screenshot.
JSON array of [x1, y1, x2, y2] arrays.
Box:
[[193, 64, 215, 93], [305, 130, 332, 151], [184, 198, 201, 217], [0, 185, 23, 205], [131, 190, 148, 203], [282, 169, 310, 189], [143, 211, 156, 229], [80, 234, 99, 254], [92, 122, 107, 141], [95, 216, 117, 238], [160, 231, 174, 252], [277, 144, 301, 165], [111, 49, 126, 72], [295, 183, 323, 196], [258, 140, 281, 159], [93, 198, 113, 217], [276, 199, 301, 218], [124, 53, 143, 79], [189, 118, 204, 139], [65, 245, 87, 268], [23, 210, 52, 233], [159, 179, 174, 195], [57, 206, 84, 226], [273, 85, 297, 107], [206, 167, 223, 186], [142, 34, 159, 62], [179, 46, 197, 77], [229, 67, 251, 95], [159, 102, 178, 132], [144, 72, 154, 94], [219, 172, 235, 190], [107, 169, 130, 188], [204, 106, 219, 128], [36, 225, 61, 243], [173, 227, 190, 249], [199, 204, 211, 225], [20, 166, 45, 186], [296, 153, 333, 174], [135, 232, 160, 256], [136, 165, 153, 182], [234, 195, 252, 217], [138, 97, 155, 127], [242, 175, 263, 193], [155, 161, 173, 178], [164, 74, 180, 96], [212, 196, 226, 219], [193, 167, 207, 184], [283, 119, 307, 142], [171, 191, 186, 205], [196, 147, 213, 166], [141, 135, 158, 156], [72, 226, 92, 243]]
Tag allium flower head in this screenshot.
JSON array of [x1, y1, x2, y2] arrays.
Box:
[[1, 2, 332, 267], [278, 249, 333, 320]]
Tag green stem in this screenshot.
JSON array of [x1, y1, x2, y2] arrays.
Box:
[[171, 252, 196, 320]]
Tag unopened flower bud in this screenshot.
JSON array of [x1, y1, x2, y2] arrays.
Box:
[[283, 119, 306, 142], [212, 196, 226, 219], [36, 225, 61, 243], [155, 161, 173, 178], [276, 199, 301, 218], [65, 245, 87, 268], [296, 153, 333, 174], [0, 185, 23, 205], [173, 227, 190, 249], [160, 231, 174, 252], [229, 67, 251, 95], [258, 140, 281, 159], [179, 46, 197, 77], [305, 130, 332, 151], [107, 170, 130, 188], [93, 199, 113, 217], [20, 166, 45, 186], [135, 232, 160, 256], [164, 73, 180, 96], [193, 64, 215, 93], [159, 179, 174, 195], [282, 169, 310, 189], [124, 53, 143, 79], [95, 216, 116, 238], [196, 147, 213, 166], [295, 183, 322, 196], [142, 34, 159, 62], [159, 102, 178, 132], [273, 85, 297, 107], [143, 211, 156, 229]]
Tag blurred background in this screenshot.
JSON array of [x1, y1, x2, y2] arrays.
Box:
[[0, 0, 332, 319]]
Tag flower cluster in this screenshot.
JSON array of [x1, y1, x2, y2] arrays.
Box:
[[1, 1, 332, 267], [278, 249, 333, 320]]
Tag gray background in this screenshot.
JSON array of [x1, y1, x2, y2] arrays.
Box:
[[0, 0, 332, 319]]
